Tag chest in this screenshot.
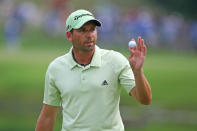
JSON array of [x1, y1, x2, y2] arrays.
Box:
[[54, 65, 120, 98]]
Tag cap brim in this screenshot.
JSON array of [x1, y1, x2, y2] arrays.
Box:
[[74, 17, 101, 30]]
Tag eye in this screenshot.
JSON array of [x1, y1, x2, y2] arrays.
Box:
[[81, 28, 86, 32], [90, 27, 96, 32], [91, 28, 96, 32]]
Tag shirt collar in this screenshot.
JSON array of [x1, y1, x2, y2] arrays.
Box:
[[90, 45, 101, 67], [67, 47, 78, 69], [67, 45, 101, 69]]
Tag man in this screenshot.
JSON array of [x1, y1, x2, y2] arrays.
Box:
[[36, 9, 152, 131]]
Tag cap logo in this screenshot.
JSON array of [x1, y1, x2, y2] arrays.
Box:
[[74, 13, 93, 20], [67, 25, 71, 30]]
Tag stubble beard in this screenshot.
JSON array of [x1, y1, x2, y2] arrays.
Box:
[[81, 42, 95, 52], [73, 39, 96, 53]]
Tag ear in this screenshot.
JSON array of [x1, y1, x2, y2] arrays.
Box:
[[66, 31, 72, 42]]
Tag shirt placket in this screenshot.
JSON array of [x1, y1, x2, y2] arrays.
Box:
[[80, 65, 90, 92]]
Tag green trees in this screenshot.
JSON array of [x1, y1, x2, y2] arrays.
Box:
[[151, 0, 197, 19]]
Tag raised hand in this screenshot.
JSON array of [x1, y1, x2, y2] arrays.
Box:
[[129, 36, 146, 73]]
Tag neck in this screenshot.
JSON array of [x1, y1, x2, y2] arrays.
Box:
[[72, 48, 95, 66]]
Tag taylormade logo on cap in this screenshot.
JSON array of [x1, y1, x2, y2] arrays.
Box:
[[66, 9, 101, 32], [74, 14, 93, 20]]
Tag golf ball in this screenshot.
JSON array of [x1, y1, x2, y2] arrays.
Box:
[[128, 40, 136, 48]]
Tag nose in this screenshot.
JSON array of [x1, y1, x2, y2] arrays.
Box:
[[85, 30, 94, 38]]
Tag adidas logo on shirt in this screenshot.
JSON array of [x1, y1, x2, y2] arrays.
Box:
[[101, 80, 108, 86]]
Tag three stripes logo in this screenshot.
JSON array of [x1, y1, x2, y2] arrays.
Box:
[[101, 80, 108, 86]]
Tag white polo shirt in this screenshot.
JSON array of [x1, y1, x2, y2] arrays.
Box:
[[43, 45, 135, 131]]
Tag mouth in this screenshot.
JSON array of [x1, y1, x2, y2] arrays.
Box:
[[85, 41, 94, 46]]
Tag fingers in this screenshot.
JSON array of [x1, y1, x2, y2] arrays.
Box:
[[131, 36, 143, 51], [137, 37, 141, 50], [138, 36, 147, 55], [142, 41, 147, 56], [140, 37, 147, 56], [129, 47, 135, 57], [138, 36, 143, 50], [129, 36, 147, 56]]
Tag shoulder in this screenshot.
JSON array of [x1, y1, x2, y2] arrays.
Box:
[[46, 53, 68, 73]]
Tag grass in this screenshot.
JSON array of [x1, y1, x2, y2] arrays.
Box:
[[1, 47, 197, 109], [0, 47, 197, 130], [0, 28, 197, 130]]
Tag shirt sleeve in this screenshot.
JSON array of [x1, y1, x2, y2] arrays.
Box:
[[119, 59, 136, 94], [43, 68, 61, 106]]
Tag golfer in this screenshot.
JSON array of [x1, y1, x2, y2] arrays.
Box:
[[36, 9, 152, 131]]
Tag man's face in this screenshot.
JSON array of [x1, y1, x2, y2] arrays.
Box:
[[69, 21, 97, 53]]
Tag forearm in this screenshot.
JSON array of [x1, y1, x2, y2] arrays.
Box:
[[35, 115, 56, 131], [35, 104, 59, 131], [133, 69, 152, 105]]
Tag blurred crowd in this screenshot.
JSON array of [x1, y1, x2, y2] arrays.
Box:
[[1, 0, 197, 51]]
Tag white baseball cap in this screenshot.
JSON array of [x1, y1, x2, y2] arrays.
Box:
[[65, 9, 101, 32]]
